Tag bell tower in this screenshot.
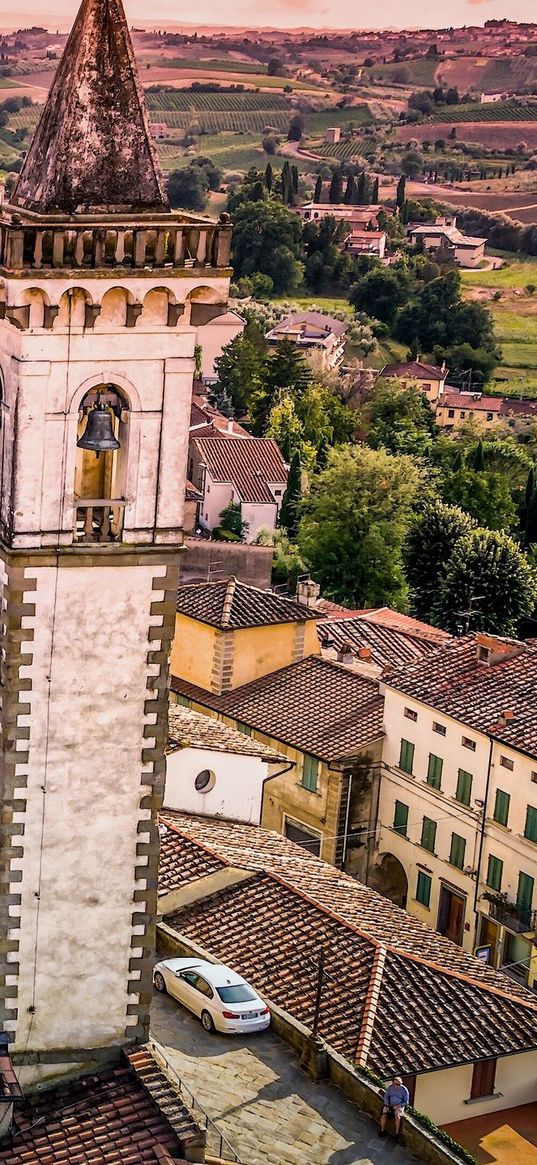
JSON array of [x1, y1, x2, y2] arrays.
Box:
[[0, 0, 231, 1083]]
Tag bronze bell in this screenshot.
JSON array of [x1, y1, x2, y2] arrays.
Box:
[[77, 401, 120, 458]]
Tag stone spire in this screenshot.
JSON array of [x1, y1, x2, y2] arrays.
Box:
[[13, 0, 168, 214]]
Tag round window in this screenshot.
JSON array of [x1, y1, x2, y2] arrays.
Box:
[[195, 769, 216, 793]]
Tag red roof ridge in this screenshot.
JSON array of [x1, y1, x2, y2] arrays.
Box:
[[355, 943, 388, 1066]]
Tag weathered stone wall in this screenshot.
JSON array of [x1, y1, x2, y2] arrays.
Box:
[[181, 537, 273, 589]]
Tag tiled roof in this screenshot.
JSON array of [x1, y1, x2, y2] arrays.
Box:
[[176, 577, 318, 630], [171, 655, 385, 762], [190, 399, 249, 437], [318, 614, 444, 668], [267, 311, 348, 339], [385, 636, 537, 758], [167, 704, 285, 762], [359, 607, 451, 646], [190, 435, 287, 503], [437, 392, 502, 412], [0, 1047, 200, 1164], [160, 813, 537, 1077], [500, 398, 537, 418], [185, 479, 203, 502], [381, 361, 446, 380], [159, 826, 225, 895]]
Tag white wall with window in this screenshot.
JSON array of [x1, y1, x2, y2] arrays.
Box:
[[165, 742, 282, 824]]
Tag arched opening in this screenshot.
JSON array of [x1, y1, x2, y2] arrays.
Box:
[[186, 285, 228, 327], [96, 287, 133, 329], [57, 287, 94, 328], [74, 384, 129, 543], [369, 853, 408, 908]]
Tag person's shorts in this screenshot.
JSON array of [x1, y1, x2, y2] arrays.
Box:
[[383, 1105, 405, 1118]]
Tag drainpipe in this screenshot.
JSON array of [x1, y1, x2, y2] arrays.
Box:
[[260, 758, 296, 824], [472, 736, 494, 951]]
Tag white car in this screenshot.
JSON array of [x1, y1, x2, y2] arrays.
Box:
[[153, 957, 271, 1034]]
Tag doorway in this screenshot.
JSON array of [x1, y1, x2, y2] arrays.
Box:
[[438, 885, 465, 945]]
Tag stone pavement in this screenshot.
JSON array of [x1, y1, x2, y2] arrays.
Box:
[[151, 990, 419, 1165]]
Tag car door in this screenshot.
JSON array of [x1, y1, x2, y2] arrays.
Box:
[[173, 969, 200, 1010], [188, 974, 215, 1018]]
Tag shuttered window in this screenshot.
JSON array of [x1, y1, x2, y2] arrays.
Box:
[[393, 801, 409, 836], [486, 855, 503, 891], [524, 806, 537, 843], [471, 1059, 497, 1100], [416, 871, 432, 907], [399, 739, 415, 774], [450, 833, 466, 870], [427, 753, 443, 790], [493, 789, 510, 827], [421, 817, 437, 853], [302, 755, 319, 792], [517, 871, 534, 914], [456, 769, 472, 806]]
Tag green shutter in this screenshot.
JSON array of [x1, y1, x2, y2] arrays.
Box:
[[416, 871, 432, 907], [456, 769, 472, 806], [524, 806, 537, 843], [393, 801, 409, 836], [427, 753, 443, 789], [421, 817, 437, 853], [449, 833, 466, 870], [517, 871, 534, 914], [486, 855, 503, 891], [493, 789, 511, 827], [302, 755, 319, 792], [399, 739, 415, 774], [517, 871, 534, 912]]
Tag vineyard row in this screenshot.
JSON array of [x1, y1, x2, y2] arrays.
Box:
[[146, 90, 289, 112]]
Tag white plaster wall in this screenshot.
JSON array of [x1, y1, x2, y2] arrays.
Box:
[[415, 1049, 537, 1125], [164, 745, 266, 823], [200, 476, 233, 531], [11, 560, 166, 1053], [241, 502, 278, 542]]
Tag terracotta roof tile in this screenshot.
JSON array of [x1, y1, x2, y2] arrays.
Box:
[[190, 435, 287, 503], [171, 655, 385, 762], [166, 704, 286, 762], [318, 611, 448, 668], [381, 361, 446, 380], [385, 635, 537, 758], [176, 577, 318, 630], [437, 393, 502, 412], [160, 813, 537, 1077], [0, 1048, 200, 1164]]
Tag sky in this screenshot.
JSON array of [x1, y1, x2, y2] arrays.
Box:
[[4, 0, 537, 31]]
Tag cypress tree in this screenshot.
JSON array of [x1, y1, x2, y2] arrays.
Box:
[[470, 440, 486, 472], [280, 452, 302, 540], [265, 162, 273, 192], [314, 174, 323, 202], [329, 169, 343, 204], [357, 170, 367, 204], [525, 483, 537, 547], [292, 164, 299, 194], [396, 174, 406, 208], [344, 173, 356, 204], [371, 176, 379, 202]]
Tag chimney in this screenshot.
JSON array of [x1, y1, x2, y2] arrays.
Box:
[[337, 641, 354, 666], [296, 577, 321, 608], [358, 647, 372, 660], [227, 418, 234, 433]]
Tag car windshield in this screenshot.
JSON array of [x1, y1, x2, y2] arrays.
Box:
[[216, 984, 257, 1003]]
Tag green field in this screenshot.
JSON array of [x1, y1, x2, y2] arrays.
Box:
[[462, 259, 537, 289], [306, 107, 374, 134], [157, 132, 271, 173], [461, 263, 537, 397], [367, 58, 438, 86], [431, 100, 537, 123], [151, 110, 291, 133], [152, 58, 268, 74], [147, 90, 288, 111], [310, 139, 369, 162]]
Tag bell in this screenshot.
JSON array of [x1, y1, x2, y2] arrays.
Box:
[[77, 401, 120, 458]]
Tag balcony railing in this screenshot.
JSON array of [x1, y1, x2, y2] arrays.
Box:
[[74, 499, 126, 543], [487, 897, 537, 934]]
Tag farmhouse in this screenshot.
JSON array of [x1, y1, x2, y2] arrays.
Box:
[[265, 310, 348, 369], [342, 228, 386, 258], [408, 215, 486, 268]]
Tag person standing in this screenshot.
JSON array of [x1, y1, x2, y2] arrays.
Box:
[[379, 1076, 410, 1137]]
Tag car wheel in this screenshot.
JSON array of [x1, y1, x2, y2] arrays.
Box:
[[154, 972, 167, 993], [201, 1009, 215, 1032]]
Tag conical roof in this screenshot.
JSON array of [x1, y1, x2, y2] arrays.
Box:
[[13, 0, 168, 214]]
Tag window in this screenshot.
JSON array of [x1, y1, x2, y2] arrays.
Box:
[[456, 769, 473, 806], [462, 736, 476, 752], [433, 722, 446, 736], [448, 409, 455, 418], [393, 801, 409, 836], [176, 694, 190, 708], [450, 833, 466, 870], [404, 707, 418, 722], [470, 1058, 497, 1100], [524, 805, 537, 844], [216, 984, 257, 1003], [421, 817, 437, 853], [486, 854, 503, 891], [274, 489, 282, 497], [399, 739, 415, 775], [302, 754, 319, 792], [195, 769, 216, 793], [532, 772, 537, 784], [493, 789, 510, 827], [427, 753, 443, 790], [237, 721, 252, 737], [487, 412, 494, 421], [284, 819, 321, 856], [500, 755, 514, 771], [517, 871, 534, 915], [416, 871, 432, 908], [460, 411, 466, 419]]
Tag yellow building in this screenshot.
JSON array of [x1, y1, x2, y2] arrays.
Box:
[[380, 360, 448, 406], [170, 579, 384, 869]]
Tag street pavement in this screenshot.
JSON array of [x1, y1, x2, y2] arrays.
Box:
[[151, 988, 420, 1165]]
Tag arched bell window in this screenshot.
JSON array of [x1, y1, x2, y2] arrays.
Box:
[[74, 385, 129, 543]]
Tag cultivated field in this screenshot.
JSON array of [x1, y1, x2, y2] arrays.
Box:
[[431, 101, 537, 124], [462, 260, 537, 396], [397, 121, 537, 152]]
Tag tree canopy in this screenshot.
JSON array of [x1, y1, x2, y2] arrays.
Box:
[[433, 528, 537, 635]]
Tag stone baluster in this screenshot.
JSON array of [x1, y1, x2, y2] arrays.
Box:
[[173, 229, 185, 267], [92, 229, 106, 268], [52, 230, 65, 268], [115, 230, 126, 266], [7, 229, 25, 270], [154, 230, 167, 267], [75, 232, 85, 267], [214, 215, 232, 268], [204, 227, 216, 267], [33, 231, 44, 269], [133, 230, 147, 268]]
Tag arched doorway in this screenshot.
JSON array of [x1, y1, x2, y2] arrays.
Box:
[[369, 853, 409, 908]]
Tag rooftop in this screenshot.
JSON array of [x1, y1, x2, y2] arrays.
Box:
[[318, 610, 449, 668], [176, 577, 318, 631], [0, 1046, 200, 1164], [159, 813, 537, 1078], [190, 435, 287, 503], [190, 399, 250, 438], [381, 360, 446, 381], [438, 392, 503, 412], [384, 635, 537, 758], [172, 654, 385, 762], [13, 0, 167, 214], [266, 311, 348, 340], [167, 704, 285, 762]]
